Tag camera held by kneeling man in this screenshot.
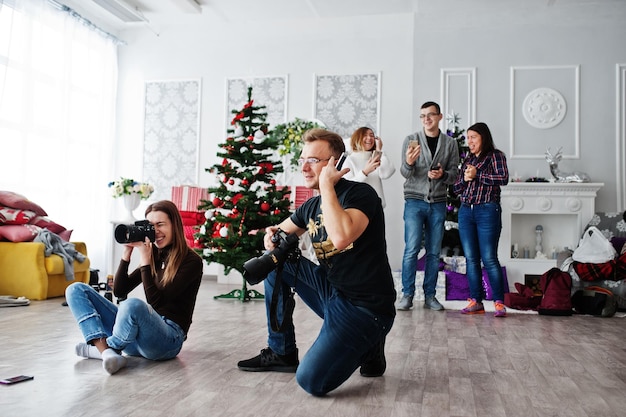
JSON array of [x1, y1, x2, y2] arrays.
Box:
[[238, 128, 396, 397]]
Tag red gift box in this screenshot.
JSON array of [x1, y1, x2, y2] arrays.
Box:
[[179, 210, 205, 249], [171, 186, 209, 212], [294, 186, 317, 209]]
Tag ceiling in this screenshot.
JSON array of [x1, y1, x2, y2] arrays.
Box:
[[59, 0, 418, 34]]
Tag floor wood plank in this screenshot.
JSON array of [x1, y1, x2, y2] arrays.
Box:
[[1, 276, 626, 417]]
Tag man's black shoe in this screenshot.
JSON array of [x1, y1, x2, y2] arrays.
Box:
[[237, 347, 299, 373], [359, 337, 386, 377]]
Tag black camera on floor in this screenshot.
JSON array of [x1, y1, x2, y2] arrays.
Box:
[[243, 229, 300, 285], [114, 220, 156, 244]]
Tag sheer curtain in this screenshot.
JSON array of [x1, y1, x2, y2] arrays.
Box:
[[0, 0, 118, 274]]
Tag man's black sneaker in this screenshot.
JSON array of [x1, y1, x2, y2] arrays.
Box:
[[359, 337, 386, 377], [237, 347, 299, 373]]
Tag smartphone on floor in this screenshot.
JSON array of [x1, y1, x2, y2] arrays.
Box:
[[0, 375, 34, 385]]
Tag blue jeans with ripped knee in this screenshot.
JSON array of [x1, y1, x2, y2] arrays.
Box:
[[65, 282, 185, 360]]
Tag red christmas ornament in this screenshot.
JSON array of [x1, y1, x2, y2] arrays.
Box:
[[232, 207, 239, 214], [228, 179, 235, 185], [273, 209, 281, 215], [241, 178, 249, 186], [212, 197, 222, 208], [260, 202, 270, 212], [259, 162, 274, 173], [221, 158, 228, 166], [232, 193, 243, 205], [248, 135, 254, 141], [269, 179, 276, 185]]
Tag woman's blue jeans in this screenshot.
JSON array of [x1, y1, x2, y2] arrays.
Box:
[[65, 282, 186, 360], [458, 202, 505, 303], [401, 199, 446, 298], [264, 260, 394, 396]]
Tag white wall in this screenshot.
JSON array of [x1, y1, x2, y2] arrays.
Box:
[[113, 1, 626, 271]]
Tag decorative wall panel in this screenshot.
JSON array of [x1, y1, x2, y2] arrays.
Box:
[[509, 65, 580, 159], [617, 63, 626, 211], [143, 79, 201, 202], [226, 76, 287, 130], [440, 68, 476, 131], [314, 73, 381, 138]]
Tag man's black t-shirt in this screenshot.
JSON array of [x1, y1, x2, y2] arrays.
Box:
[[290, 179, 396, 317]]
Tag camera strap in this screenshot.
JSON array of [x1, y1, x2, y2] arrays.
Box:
[[269, 263, 296, 333]]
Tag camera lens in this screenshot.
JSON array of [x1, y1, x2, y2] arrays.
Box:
[[115, 224, 144, 244]]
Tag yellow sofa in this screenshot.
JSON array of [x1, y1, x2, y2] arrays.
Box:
[[0, 241, 90, 300]]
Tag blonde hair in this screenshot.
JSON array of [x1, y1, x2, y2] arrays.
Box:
[[350, 127, 374, 152], [302, 128, 345, 157]]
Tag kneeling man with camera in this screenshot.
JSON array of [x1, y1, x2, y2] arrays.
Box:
[[238, 128, 396, 396]]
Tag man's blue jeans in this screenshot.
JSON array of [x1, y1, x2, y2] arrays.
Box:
[[65, 282, 186, 360], [458, 202, 505, 302], [401, 199, 446, 298], [264, 260, 394, 396]]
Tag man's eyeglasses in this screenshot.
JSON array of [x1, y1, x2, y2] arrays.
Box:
[[297, 157, 331, 166], [419, 112, 440, 119]]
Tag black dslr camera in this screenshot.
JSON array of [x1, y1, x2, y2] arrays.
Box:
[[243, 229, 300, 285], [114, 220, 156, 244]]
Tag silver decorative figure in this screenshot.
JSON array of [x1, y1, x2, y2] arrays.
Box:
[[545, 147, 590, 183]]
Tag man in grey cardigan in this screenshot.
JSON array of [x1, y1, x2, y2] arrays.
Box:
[[398, 101, 459, 311]]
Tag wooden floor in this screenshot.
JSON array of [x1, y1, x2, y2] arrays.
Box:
[[2, 276, 626, 417]]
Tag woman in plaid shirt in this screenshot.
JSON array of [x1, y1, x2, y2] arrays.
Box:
[[453, 122, 509, 317]]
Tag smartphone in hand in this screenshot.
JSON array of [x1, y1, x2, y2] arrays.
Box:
[[335, 152, 347, 170], [371, 150, 383, 162], [408, 140, 419, 149]]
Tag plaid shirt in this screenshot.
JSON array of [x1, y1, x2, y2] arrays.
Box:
[[453, 150, 509, 205]]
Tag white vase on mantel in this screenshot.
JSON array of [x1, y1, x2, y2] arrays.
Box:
[[121, 193, 141, 223]]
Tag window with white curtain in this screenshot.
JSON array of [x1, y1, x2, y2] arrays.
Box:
[[0, 0, 118, 273]]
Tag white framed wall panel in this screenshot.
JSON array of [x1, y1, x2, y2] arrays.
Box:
[[440, 67, 476, 131], [617, 64, 626, 211], [142, 79, 202, 202], [313, 72, 381, 139], [225, 76, 288, 132], [509, 65, 580, 160]]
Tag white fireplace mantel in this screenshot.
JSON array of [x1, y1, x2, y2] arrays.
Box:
[[499, 182, 604, 288]]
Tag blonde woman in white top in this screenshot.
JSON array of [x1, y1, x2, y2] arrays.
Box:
[[344, 127, 396, 207]]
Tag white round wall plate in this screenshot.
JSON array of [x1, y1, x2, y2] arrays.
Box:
[[522, 87, 567, 129]]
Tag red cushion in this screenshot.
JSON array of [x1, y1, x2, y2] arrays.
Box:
[[0, 191, 47, 216], [28, 215, 67, 234], [179, 211, 205, 226], [0, 224, 42, 242], [0, 206, 37, 225]]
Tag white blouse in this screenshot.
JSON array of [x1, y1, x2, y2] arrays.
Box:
[[344, 150, 396, 208]]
